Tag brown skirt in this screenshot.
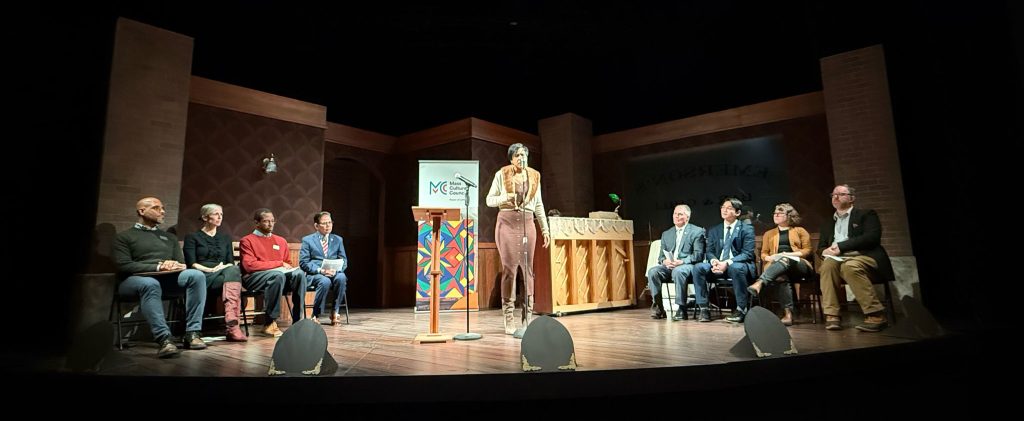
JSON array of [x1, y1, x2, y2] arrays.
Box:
[[496, 211, 537, 298]]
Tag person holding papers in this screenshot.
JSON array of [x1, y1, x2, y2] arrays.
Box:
[[239, 208, 307, 337], [113, 196, 208, 357], [817, 184, 894, 332], [299, 211, 349, 326], [746, 203, 813, 326], [646, 204, 705, 320]]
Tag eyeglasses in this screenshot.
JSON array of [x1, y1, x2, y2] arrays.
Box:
[[830, 193, 852, 198], [773, 212, 787, 216]]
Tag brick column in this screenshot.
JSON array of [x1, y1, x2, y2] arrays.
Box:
[[538, 113, 594, 217], [821, 45, 917, 305], [95, 18, 194, 233]]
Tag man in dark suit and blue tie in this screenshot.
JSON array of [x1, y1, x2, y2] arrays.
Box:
[[692, 198, 757, 323], [299, 211, 349, 326], [646, 204, 706, 320]]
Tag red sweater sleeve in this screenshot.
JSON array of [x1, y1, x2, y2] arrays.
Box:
[[240, 235, 285, 272]]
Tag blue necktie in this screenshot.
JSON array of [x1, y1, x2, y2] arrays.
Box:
[[720, 226, 733, 260]]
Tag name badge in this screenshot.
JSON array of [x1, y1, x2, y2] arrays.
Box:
[[272, 244, 280, 250], [159, 236, 168, 241]]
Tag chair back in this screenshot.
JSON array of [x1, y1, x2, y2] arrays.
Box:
[[646, 240, 662, 274]]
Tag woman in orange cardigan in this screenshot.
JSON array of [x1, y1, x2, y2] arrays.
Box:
[[747, 203, 813, 326]]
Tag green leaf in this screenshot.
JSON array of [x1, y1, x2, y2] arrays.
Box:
[[608, 193, 620, 204]]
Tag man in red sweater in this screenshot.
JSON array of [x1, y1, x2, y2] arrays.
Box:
[[239, 208, 308, 337]]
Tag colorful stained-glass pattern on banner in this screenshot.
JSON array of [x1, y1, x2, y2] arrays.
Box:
[[415, 219, 477, 312]]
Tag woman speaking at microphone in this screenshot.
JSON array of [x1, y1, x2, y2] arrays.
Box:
[[486, 143, 550, 336]]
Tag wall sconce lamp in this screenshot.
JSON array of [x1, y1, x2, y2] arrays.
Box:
[[262, 154, 278, 174]]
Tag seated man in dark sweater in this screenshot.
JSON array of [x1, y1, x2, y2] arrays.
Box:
[[239, 208, 308, 337], [113, 197, 208, 358]]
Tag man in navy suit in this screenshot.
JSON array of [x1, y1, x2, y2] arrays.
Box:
[[646, 204, 705, 320], [299, 211, 349, 326], [818, 184, 894, 332], [692, 198, 757, 323]]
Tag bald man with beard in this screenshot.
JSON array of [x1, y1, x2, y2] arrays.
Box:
[[113, 197, 208, 358]]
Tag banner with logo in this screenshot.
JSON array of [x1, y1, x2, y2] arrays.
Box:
[[416, 161, 479, 312]]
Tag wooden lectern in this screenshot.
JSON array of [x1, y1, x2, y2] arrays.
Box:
[[411, 206, 461, 343]]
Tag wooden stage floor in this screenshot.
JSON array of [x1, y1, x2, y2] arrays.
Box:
[[100, 307, 916, 377]]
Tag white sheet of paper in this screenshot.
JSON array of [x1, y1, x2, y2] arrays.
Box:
[[321, 258, 345, 272]]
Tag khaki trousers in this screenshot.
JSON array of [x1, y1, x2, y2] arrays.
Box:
[[819, 255, 885, 317]]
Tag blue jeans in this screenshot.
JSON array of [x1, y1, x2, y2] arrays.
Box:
[[693, 262, 751, 312], [308, 272, 347, 316], [118, 269, 207, 342]]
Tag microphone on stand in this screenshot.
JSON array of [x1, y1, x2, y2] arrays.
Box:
[[454, 173, 478, 188]]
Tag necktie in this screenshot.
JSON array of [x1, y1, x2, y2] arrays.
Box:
[[672, 228, 682, 258], [321, 236, 329, 257], [720, 225, 733, 260]]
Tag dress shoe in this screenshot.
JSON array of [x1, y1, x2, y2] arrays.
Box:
[[672, 310, 687, 321], [825, 316, 842, 331], [855, 315, 888, 332], [650, 310, 667, 319], [261, 321, 283, 337], [156, 338, 181, 358], [316, 314, 333, 325], [182, 331, 207, 350], [698, 308, 711, 322], [725, 313, 746, 323]]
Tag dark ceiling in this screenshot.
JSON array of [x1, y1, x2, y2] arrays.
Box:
[[87, 1, 908, 136]]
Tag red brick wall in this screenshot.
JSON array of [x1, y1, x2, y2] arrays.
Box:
[[821, 45, 913, 257], [95, 19, 193, 233]]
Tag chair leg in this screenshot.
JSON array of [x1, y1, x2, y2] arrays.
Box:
[[240, 295, 250, 336], [112, 295, 123, 350], [341, 292, 350, 324], [884, 282, 896, 323]]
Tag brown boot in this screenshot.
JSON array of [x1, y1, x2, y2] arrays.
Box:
[[521, 295, 534, 327], [780, 308, 793, 326], [222, 282, 247, 342], [502, 298, 515, 335]]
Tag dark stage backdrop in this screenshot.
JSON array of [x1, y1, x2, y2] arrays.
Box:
[[626, 135, 788, 233], [595, 116, 834, 240]]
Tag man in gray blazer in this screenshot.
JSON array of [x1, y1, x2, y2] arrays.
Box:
[[646, 204, 706, 320]]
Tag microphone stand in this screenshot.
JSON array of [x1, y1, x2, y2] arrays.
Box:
[[453, 180, 482, 341]]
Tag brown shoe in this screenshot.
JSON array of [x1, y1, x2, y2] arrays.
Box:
[[825, 316, 842, 331], [261, 321, 283, 337], [855, 314, 888, 332], [182, 331, 207, 350]]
